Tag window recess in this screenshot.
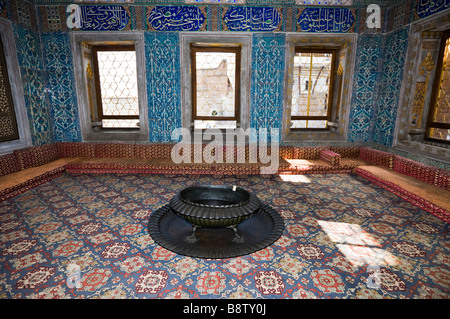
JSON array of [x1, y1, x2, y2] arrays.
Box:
[[190, 44, 241, 131], [290, 48, 337, 131], [0, 34, 19, 142], [426, 31, 450, 144], [91, 45, 139, 130]]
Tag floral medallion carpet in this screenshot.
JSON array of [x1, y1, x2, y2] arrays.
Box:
[[0, 173, 449, 299]]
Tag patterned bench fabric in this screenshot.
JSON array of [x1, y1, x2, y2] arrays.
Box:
[[95, 143, 135, 158], [135, 144, 174, 159], [0, 153, 20, 177], [330, 146, 360, 158], [393, 156, 440, 187], [57, 142, 96, 158], [14, 144, 60, 170], [359, 147, 394, 169], [319, 150, 341, 166], [292, 147, 329, 159], [436, 169, 450, 191]]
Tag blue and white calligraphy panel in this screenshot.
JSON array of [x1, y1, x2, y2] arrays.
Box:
[[148, 6, 205, 31], [223, 7, 281, 32], [298, 8, 355, 33], [416, 0, 450, 19], [78, 5, 130, 31]]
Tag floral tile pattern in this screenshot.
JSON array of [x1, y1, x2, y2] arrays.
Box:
[[0, 173, 448, 299], [347, 34, 383, 143], [145, 32, 182, 143], [12, 25, 53, 146], [373, 27, 409, 147], [250, 33, 286, 143], [41, 32, 82, 143]]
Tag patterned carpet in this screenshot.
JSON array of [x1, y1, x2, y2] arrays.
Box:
[[0, 172, 449, 299]]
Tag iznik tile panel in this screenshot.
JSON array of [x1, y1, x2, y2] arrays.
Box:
[[223, 7, 282, 32], [147, 6, 206, 31], [77, 5, 130, 31], [373, 27, 409, 147], [145, 32, 181, 143], [41, 32, 81, 142], [347, 34, 383, 143], [13, 25, 53, 146], [297, 7, 355, 33], [416, 0, 450, 19], [250, 33, 285, 142]]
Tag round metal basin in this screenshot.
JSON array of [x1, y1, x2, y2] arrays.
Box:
[[169, 185, 261, 229]]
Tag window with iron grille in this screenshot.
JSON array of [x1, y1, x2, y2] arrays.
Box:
[[290, 48, 337, 130], [190, 44, 241, 130], [0, 34, 19, 142], [91, 45, 139, 130], [426, 31, 450, 144]]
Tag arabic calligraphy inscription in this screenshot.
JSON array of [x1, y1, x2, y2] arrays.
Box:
[[297, 8, 355, 33], [416, 0, 450, 19], [147, 6, 206, 31], [223, 7, 282, 32], [78, 5, 130, 31]]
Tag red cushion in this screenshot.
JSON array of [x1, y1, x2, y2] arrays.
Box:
[[14, 144, 60, 170]]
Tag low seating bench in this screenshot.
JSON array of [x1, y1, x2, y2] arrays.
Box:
[[0, 142, 448, 223]]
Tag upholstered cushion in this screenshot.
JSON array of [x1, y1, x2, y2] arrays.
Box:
[[292, 147, 329, 159], [393, 156, 440, 186], [0, 153, 20, 177], [57, 142, 96, 158], [135, 144, 173, 159], [436, 169, 450, 191], [95, 143, 135, 158], [279, 146, 294, 159], [320, 150, 341, 166], [359, 147, 394, 169], [14, 144, 60, 170], [330, 146, 360, 158]]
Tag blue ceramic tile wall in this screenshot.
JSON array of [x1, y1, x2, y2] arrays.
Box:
[[250, 33, 285, 143], [372, 26, 409, 147], [347, 34, 382, 143], [41, 32, 82, 142], [13, 24, 53, 146], [3, 0, 446, 147], [145, 32, 182, 143]]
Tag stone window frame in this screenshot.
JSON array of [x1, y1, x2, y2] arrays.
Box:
[[282, 33, 357, 143], [180, 33, 252, 138], [0, 18, 31, 155], [394, 10, 450, 164], [71, 31, 149, 142]]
